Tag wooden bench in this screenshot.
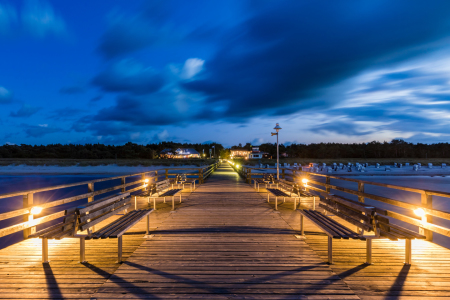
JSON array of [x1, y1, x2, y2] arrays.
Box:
[[298, 193, 426, 265], [253, 174, 274, 191], [30, 192, 154, 264], [267, 179, 300, 210], [176, 174, 196, 192], [134, 179, 182, 211]]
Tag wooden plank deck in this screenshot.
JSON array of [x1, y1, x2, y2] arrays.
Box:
[[92, 165, 357, 299], [0, 187, 189, 299], [275, 188, 450, 299]]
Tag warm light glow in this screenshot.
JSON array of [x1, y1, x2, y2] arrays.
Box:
[[144, 183, 148, 188], [144, 179, 149, 183], [414, 208, 426, 218], [302, 178, 309, 185], [236, 165, 240, 168], [30, 207, 43, 215]]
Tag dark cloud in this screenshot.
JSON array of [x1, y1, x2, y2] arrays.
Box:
[[59, 86, 85, 95], [92, 59, 164, 95], [183, 1, 450, 119], [10, 104, 41, 117], [90, 95, 103, 102], [48, 107, 86, 121], [313, 121, 376, 136], [21, 124, 61, 138]]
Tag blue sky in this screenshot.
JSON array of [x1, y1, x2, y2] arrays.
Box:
[[1, 0, 450, 147]]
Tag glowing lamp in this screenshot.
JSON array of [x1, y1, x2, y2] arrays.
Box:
[[236, 165, 240, 168], [302, 178, 309, 185], [414, 208, 426, 218], [144, 179, 149, 183], [30, 207, 43, 215]]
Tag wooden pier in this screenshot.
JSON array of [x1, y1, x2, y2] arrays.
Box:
[[0, 164, 450, 299]]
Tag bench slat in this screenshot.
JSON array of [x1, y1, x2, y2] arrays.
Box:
[[309, 210, 365, 240], [320, 203, 373, 232], [108, 210, 154, 238], [299, 210, 343, 238], [79, 203, 131, 232], [79, 197, 130, 223], [89, 210, 141, 239], [78, 193, 129, 214]]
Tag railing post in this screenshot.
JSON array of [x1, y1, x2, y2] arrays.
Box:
[[121, 178, 126, 193], [142, 173, 146, 192], [88, 182, 95, 231], [420, 192, 433, 241], [358, 182, 364, 203], [199, 168, 204, 184], [23, 193, 34, 238], [282, 168, 285, 179], [326, 176, 331, 193], [165, 169, 169, 180], [247, 169, 251, 184]]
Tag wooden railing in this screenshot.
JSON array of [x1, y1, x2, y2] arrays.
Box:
[[0, 161, 220, 242], [241, 165, 450, 243]]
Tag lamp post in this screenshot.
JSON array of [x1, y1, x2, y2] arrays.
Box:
[[271, 123, 282, 180]]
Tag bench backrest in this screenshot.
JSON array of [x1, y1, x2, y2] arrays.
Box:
[[319, 194, 376, 233], [75, 192, 131, 233], [320, 193, 426, 241]]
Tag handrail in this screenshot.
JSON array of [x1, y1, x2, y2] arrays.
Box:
[[0, 161, 220, 242], [241, 165, 450, 243]]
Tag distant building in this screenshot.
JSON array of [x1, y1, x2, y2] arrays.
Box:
[[160, 148, 174, 158], [249, 146, 263, 159], [173, 148, 200, 158], [230, 148, 251, 158]]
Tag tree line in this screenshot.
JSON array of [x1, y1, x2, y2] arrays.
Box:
[[0, 142, 224, 159], [252, 139, 450, 159]]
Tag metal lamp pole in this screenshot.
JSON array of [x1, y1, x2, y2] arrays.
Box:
[[272, 123, 282, 180]]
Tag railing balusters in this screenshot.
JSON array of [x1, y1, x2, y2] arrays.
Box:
[[23, 193, 34, 238]]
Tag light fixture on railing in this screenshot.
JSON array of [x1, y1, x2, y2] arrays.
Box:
[[236, 165, 240, 169], [414, 208, 426, 218], [302, 178, 309, 185], [144, 179, 149, 183], [30, 206, 43, 215]]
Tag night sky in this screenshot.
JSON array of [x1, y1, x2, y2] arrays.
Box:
[[1, 0, 450, 147]]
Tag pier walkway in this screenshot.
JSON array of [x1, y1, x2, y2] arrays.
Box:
[[93, 164, 356, 299], [1, 164, 450, 299]]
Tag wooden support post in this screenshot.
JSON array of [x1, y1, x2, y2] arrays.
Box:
[[146, 215, 150, 235], [405, 239, 412, 265], [275, 197, 278, 210], [142, 174, 146, 192], [121, 178, 126, 193], [172, 196, 175, 210], [326, 177, 331, 193], [358, 182, 365, 203], [165, 169, 169, 180], [420, 193, 433, 241], [180, 194, 182, 203], [328, 237, 333, 264], [42, 237, 49, 263], [80, 238, 86, 263], [134, 196, 137, 210], [199, 169, 204, 184], [294, 198, 297, 210], [267, 193, 270, 203], [23, 193, 34, 238], [117, 236, 123, 263], [366, 239, 372, 264], [153, 198, 156, 210], [300, 214, 304, 236], [282, 169, 285, 179], [88, 183, 95, 232]]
